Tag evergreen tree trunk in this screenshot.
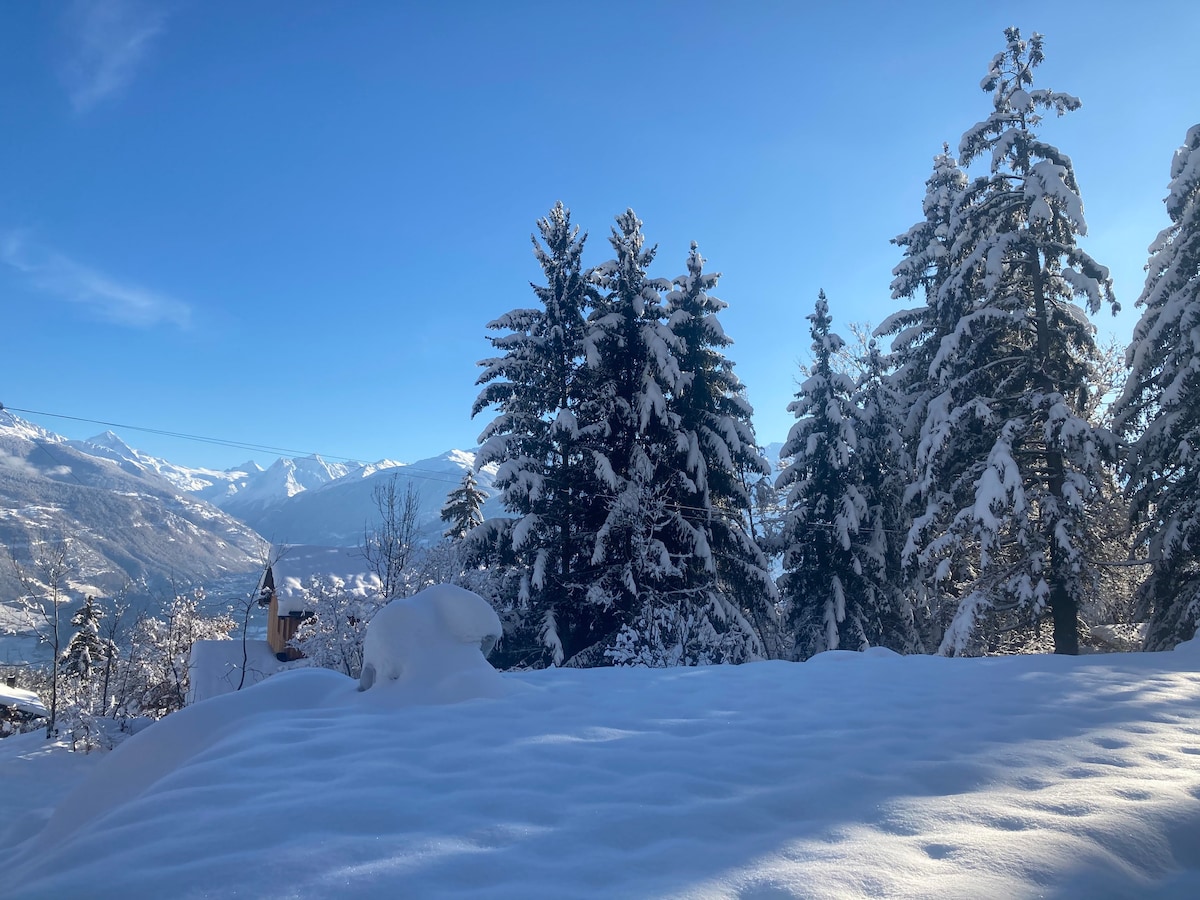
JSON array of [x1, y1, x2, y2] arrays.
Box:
[[1048, 550, 1078, 654], [1033, 254, 1078, 655]]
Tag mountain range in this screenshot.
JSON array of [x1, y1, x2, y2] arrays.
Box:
[[0, 412, 269, 640], [0, 410, 503, 660], [69, 430, 504, 548]]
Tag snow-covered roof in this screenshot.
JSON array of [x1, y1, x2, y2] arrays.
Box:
[[186, 639, 291, 706], [265, 545, 382, 615], [0, 682, 48, 717]]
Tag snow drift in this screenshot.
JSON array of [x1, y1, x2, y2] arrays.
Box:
[[3, 641, 1200, 897]]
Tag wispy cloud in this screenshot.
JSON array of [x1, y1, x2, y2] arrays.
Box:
[[60, 0, 168, 112], [1, 232, 192, 329], [0, 448, 69, 479], [0, 448, 42, 478]]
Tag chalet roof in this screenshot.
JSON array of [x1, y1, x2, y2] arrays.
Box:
[[260, 545, 383, 615], [0, 682, 48, 717], [186, 638, 291, 706]]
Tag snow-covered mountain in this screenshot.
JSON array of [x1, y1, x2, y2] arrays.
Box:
[[0, 412, 267, 643], [0, 411, 269, 615], [9, 412, 777, 571], [234, 449, 502, 547], [216, 454, 366, 523], [64, 433, 411, 532], [2, 411, 507, 603], [67, 430, 264, 501], [763, 440, 786, 465]]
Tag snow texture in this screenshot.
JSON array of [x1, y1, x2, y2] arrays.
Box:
[[3, 647, 1200, 897]]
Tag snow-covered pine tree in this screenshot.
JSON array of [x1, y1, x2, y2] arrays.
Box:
[[776, 291, 874, 659], [879, 145, 969, 442], [579, 209, 695, 665], [60, 594, 106, 682], [876, 147, 971, 647], [476, 208, 778, 666], [473, 202, 604, 666], [585, 211, 770, 666], [440, 469, 487, 540], [650, 242, 778, 661], [59, 593, 117, 738], [907, 29, 1118, 656], [1114, 123, 1200, 649], [852, 342, 923, 653]]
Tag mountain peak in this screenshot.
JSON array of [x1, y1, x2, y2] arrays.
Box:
[[0, 409, 64, 444], [87, 430, 138, 456], [443, 449, 477, 470]]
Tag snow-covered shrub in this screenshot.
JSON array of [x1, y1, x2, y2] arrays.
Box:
[[289, 575, 385, 679]]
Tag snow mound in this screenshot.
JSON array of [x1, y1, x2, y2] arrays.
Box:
[[358, 584, 504, 705], [16, 667, 355, 864], [186, 638, 293, 705], [805, 646, 902, 663], [1175, 633, 1200, 659]]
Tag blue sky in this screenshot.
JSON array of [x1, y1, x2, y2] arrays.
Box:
[[2, 1, 1196, 469]]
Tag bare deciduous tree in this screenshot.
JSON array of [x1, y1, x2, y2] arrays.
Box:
[[10, 535, 75, 738], [98, 590, 130, 717], [360, 474, 421, 600]]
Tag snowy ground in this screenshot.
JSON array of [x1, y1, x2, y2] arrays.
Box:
[[3, 635, 1200, 897]]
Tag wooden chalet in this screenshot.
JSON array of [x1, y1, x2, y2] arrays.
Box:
[[257, 547, 382, 662], [257, 565, 311, 661]]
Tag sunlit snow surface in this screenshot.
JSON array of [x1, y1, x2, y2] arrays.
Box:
[[4, 644, 1200, 897]]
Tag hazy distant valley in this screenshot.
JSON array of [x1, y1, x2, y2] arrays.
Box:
[[0, 410, 502, 662]]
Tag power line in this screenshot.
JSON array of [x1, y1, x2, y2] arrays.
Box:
[[29, 439, 90, 488], [1, 402, 913, 536], [3, 404, 366, 463], [0, 403, 476, 489]]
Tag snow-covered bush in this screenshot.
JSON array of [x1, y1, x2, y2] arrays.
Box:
[[289, 575, 385, 679], [123, 589, 236, 718]]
